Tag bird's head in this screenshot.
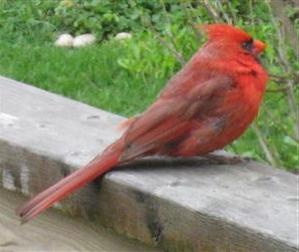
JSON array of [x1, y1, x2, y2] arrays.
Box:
[[198, 23, 266, 58]]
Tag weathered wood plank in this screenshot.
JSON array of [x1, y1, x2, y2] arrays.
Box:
[[0, 188, 159, 252], [0, 76, 298, 251]]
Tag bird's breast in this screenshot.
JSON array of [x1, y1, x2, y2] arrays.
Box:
[[188, 76, 265, 155]]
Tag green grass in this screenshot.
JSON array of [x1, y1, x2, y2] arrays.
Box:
[[0, 0, 298, 172], [0, 34, 179, 115], [0, 41, 155, 115]]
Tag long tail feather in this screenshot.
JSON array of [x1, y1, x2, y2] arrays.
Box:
[[17, 149, 120, 223]]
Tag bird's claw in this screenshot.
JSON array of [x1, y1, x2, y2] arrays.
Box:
[[203, 153, 251, 165]]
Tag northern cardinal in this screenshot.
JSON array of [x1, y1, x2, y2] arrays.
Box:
[[17, 24, 267, 223]]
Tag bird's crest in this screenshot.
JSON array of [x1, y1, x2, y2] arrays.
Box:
[[198, 23, 252, 43]]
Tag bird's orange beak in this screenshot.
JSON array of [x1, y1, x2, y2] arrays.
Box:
[[253, 40, 266, 54]]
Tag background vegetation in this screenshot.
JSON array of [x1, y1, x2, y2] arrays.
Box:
[[0, 0, 298, 172]]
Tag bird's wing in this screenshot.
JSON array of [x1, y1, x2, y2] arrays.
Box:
[[120, 75, 233, 161]]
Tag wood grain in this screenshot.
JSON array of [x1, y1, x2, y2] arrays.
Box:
[[0, 188, 159, 252]]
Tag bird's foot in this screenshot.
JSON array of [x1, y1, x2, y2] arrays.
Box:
[[203, 153, 251, 165]]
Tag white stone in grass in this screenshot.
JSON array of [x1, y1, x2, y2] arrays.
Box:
[[54, 33, 74, 47], [114, 32, 132, 40], [73, 34, 96, 47]]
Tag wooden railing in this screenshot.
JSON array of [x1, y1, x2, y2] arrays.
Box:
[[0, 76, 297, 252]]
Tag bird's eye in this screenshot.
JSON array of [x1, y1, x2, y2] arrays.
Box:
[[241, 38, 253, 52]]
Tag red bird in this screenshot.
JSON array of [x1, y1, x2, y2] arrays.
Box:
[[17, 24, 267, 223]]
